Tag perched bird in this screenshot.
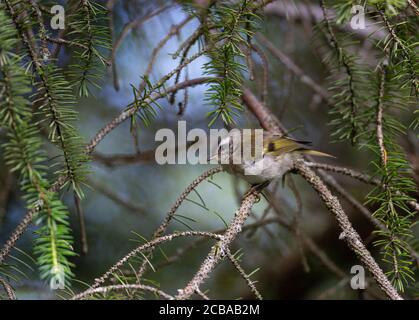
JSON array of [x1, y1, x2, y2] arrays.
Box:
[[209, 129, 333, 185]]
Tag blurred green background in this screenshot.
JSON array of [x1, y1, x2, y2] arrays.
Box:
[[0, 0, 417, 299]]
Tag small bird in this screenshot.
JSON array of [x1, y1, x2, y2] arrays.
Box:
[[209, 129, 333, 186]]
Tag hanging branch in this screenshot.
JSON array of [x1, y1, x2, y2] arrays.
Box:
[[0, 6, 75, 286], [203, 0, 261, 126], [319, 0, 370, 144], [0, 77, 215, 268], [67, 0, 110, 97]]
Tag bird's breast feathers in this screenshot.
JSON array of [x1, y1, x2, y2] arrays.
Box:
[[223, 153, 295, 184]]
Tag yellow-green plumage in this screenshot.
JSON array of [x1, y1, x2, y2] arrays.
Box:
[[262, 133, 334, 158]]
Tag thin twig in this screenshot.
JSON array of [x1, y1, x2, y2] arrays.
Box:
[[176, 188, 260, 299], [250, 44, 269, 104], [135, 166, 224, 282], [88, 231, 222, 290], [376, 64, 387, 167], [88, 179, 146, 215], [304, 162, 379, 184], [226, 249, 263, 300], [138, 16, 193, 93], [74, 193, 88, 255], [111, 3, 173, 88], [195, 288, 210, 300], [72, 284, 174, 300], [86, 76, 214, 154], [304, 162, 419, 213], [0, 77, 215, 265], [320, 0, 358, 143], [256, 33, 330, 104]]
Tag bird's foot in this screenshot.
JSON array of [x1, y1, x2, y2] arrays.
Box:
[[244, 181, 271, 202]]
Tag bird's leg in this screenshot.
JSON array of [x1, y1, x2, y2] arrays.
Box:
[[282, 169, 298, 187], [281, 174, 287, 188], [244, 181, 271, 202], [254, 180, 271, 191]]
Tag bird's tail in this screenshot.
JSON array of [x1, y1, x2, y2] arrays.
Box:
[[301, 149, 335, 158]]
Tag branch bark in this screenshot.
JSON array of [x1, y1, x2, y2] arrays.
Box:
[[72, 284, 174, 300], [241, 87, 402, 300], [0, 77, 215, 265], [0, 277, 16, 300], [294, 160, 402, 300], [176, 188, 260, 299]]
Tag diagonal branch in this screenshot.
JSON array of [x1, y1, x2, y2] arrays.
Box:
[[0, 77, 215, 265], [294, 160, 402, 300], [226, 249, 263, 300], [0, 277, 16, 300], [322, 172, 419, 267], [256, 33, 330, 103], [83, 231, 222, 293], [134, 166, 224, 283], [176, 188, 260, 299], [241, 87, 402, 300], [72, 284, 174, 300], [304, 162, 419, 213]]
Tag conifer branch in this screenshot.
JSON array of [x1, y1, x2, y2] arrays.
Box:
[[133, 166, 224, 284], [88, 231, 222, 290], [294, 160, 402, 300], [0, 276, 16, 300], [176, 188, 260, 299], [0, 6, 75, 285], [242, 87, 401, 299], [72, 284, 174, 300], [0, 77, 215, 268], [226, 249, 263, 300], [378, 8, 418, 95], [67, 0, 110, 96], [320, 0, 363, 144]]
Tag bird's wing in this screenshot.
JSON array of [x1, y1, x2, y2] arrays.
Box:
[[263, 134, 334, 158], [263, 137, 305, 156], [263, 132, 311, 144]]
